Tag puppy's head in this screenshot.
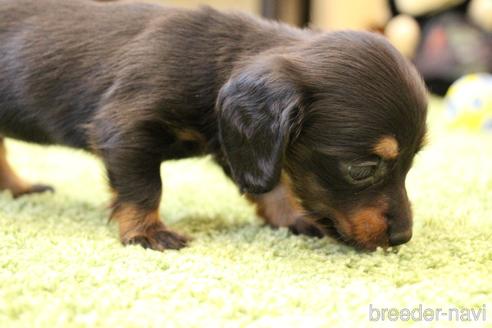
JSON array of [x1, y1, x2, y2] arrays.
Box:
[[217, 31, 427, 250]]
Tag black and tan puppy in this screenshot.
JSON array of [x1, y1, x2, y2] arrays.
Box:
[[0, 0, 427, 251]]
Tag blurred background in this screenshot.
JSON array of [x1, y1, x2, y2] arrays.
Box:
[[128, 0, 492, 131]]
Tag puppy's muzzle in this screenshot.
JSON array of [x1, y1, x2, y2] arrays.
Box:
[[388, 225, 412, 246], [325, 194, 413, 250]]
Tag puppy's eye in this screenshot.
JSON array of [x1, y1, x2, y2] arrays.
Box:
[[340, 157, 385, 186], [348, 161, 378, 181]]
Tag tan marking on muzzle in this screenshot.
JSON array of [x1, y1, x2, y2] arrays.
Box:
[[350, 207, 388, 250], [330, 197, 390, 250], [373, 136, 399, 159]]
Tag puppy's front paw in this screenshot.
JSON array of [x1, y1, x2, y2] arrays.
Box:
[[289, 216, 325, 238], [125, 228, 189, 251]]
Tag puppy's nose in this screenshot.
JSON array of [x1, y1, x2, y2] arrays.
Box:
[[388, 230, 412, 246]]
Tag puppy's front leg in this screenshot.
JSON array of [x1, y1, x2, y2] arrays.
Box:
[[112, 201, 188, 251], [95, 131, 188, 251], [247, 177, 325, 238]]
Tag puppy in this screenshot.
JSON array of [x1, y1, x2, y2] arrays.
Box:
[[0, 0, 427, 251]]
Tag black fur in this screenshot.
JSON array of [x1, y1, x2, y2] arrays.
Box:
[[0, 0, 427, 251]]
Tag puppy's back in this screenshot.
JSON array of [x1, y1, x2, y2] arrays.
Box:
[[0, 0, 307, 148], [0, 0, 172, 146]]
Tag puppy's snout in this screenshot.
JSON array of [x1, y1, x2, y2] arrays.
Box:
[[387, 213, 413, 246], [388, 228, 412, 246], [386, 187, 413, 246]]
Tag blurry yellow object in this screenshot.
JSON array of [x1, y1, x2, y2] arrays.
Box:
[[445, 73, 492, 132]]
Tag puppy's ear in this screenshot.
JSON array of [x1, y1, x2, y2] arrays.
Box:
[[217, 56, 302, 194]]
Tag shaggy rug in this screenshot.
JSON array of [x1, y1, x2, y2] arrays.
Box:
[[1, 100, 491, 327]]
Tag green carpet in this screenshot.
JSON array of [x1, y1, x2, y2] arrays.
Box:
[[1, 100, 491, 327]]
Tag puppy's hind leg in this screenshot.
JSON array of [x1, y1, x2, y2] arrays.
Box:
[[0, 137, 54, 197]]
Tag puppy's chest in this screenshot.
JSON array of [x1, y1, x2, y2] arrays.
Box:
[[167, 128, 208, 158], [158, 118, 219, 161]]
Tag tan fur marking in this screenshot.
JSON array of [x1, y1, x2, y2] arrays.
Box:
[[328, 197, 390, 250], [176, 129, 207, 144], [349, 207, 388, 250], [247, 173, 319, 230], [112, 204, 161, 242], [373, 136, 399, 159], [0, 139, 31, 196], [111, 201, 189, 251], [329, 209, 353, 238]]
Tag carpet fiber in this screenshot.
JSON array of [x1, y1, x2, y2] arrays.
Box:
[[1, 100, 491, 327]]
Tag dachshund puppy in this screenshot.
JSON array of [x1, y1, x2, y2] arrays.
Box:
[[0, 0, 427, 251]]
